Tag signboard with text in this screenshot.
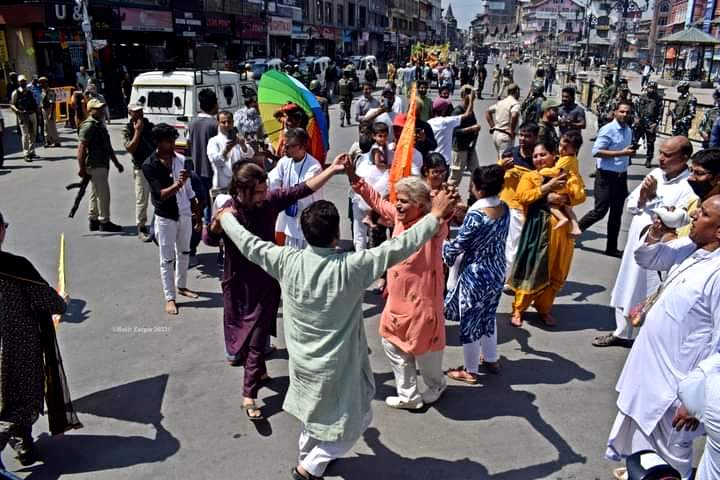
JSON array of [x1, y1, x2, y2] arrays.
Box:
[[205, 14, 232, 34], [268, 16, 292, 36], [236, 15, 267, 40], [119, 8, 173, 32]]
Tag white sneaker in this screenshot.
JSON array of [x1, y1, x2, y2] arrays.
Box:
[[385, 396, 424, 410], [421, 382, 447, 405]]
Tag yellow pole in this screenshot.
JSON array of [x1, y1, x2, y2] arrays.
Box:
[[54, 233, 66, 328]]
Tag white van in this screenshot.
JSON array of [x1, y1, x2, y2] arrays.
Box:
[[129, 70, 255, 150], [360, 55, 377, 71], [357, 55, 378, 85], [312, 56, 331, 86], [267, 58, 284, 72]]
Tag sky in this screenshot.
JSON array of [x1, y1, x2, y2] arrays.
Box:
[[442, 0, 482, 29]]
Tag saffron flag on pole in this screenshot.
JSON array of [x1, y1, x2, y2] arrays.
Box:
[[389, 84, 418, 203]]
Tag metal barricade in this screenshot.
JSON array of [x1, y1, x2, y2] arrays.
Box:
[[52, 86, 75, 123]]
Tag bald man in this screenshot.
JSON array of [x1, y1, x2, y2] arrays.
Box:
[[593, 136, 695, 347], [606, 194, 720, 480]]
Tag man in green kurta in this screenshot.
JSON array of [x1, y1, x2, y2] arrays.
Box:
[[215, 188, 457, 480]]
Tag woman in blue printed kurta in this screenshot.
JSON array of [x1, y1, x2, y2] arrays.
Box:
[[443, 165, 509, 384]]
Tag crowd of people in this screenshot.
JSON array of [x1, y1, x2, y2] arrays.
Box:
[[3, 56, 720, 480]]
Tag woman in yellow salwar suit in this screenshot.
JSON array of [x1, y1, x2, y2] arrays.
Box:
[[509, 141, 586, 327]]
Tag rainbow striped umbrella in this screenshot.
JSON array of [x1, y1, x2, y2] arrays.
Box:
[[258, 70, 329, 164]]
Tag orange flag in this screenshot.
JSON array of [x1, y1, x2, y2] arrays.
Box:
[[389, 85, 418, 203]]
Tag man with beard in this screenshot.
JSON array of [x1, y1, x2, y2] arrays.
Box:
[[537, 98, 561, 151], [205, 155, 346, 420], [578, 101, 635, 257]]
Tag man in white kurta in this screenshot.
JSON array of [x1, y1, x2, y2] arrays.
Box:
[[216, 191, 456, 480], [594, 137, 696, 347], [606, 195, 720, 479], [269, 128, 323, 249], [678, 353, 720, 480]]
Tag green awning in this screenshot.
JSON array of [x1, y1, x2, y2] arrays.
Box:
[[657, 27, 720, 46]]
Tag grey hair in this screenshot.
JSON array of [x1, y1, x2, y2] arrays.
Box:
[[395, 176, 431, 213]]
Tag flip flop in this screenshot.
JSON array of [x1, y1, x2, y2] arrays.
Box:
[[613, 467, 628, 480], [243, 403, 264, 421], [446, 366, 479, 385], [177, 288, 200, 299]]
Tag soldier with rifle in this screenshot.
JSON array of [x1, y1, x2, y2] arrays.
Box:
[[632, 81, 663, 168], [671, 81, 697, 138], [594, 73, 617, 131], [338, 66, 354, 128], [699, 88, 720, 148]]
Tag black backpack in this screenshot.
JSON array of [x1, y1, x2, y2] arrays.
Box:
[[14, 88, 37, 112]]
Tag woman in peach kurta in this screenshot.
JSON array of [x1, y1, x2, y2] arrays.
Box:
[[350, 170, 449, 410], [509, 141, 586, 327]]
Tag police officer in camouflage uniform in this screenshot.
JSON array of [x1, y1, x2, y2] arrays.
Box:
[[699, 88, 720, 148], [521, 83, 545, 124], [671, 81, 697, 138], [338, 67, 354, 127], [632, 81, 663, 168], [594, 73, 617, 131]]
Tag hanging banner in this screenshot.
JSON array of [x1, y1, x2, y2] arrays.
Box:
[[0, 31, 8, 63], [704, 0, 717, 32]]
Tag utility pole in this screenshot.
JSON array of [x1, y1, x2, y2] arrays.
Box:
[[76, 0, 94, 72], [612, 0, 646, 85]]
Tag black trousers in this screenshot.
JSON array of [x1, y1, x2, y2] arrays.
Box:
[[578, 169, 628, 252]]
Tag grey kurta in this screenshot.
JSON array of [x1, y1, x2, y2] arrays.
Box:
[[220, 213, 441, 442]]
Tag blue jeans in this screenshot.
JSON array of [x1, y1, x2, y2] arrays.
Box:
[[200, 176, 213, 225]]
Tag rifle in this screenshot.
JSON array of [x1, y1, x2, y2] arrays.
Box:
[[66, 176, 91, 218]]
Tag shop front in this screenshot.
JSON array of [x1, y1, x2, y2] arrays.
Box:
[[235, 15, 267, 60], [173, 7, 203, 65], [0, 2, 45, 86], [292, 24, 310, 58], [310, 26, 337, 57], [34, 1, 86, 85], [91, 6, 174, 114], [268, 16, 292, 58], [205, 13, 235, 67]]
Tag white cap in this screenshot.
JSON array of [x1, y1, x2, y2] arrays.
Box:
[[651, 207, 689, 229], [17, 74, 27, 82]]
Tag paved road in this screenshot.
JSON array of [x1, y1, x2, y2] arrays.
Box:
[[0, 64, 698, 479]]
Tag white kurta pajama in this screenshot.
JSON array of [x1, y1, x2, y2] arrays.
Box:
[[606, 238, 720, 479], [609, 168, 695, 339], [218, 212, 443, 477], [268, 154, 323, 248], [678, 353, 720, 480]]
